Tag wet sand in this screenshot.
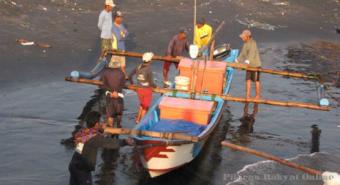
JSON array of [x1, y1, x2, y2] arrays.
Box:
[[0, 0, 340, 184]]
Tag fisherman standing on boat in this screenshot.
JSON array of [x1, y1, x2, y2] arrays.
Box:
[[163, 29, 189, 86], [68, 111, 134, 185], [129, 52, 157, 123], [100, 59, 126, 128], [194, 18, 213, 50], [236, 30, 262, 99], [111, 10, 129, 79]]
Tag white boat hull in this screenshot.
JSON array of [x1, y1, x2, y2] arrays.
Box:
[[140, 140, 206, 177]]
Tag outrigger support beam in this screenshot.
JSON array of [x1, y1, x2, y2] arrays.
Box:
[[221, 141, 322, 176], [64, 77, 331, 111], [106, 50, 320, 80]]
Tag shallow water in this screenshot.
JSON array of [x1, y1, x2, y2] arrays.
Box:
[[1, 0, 340, 185]]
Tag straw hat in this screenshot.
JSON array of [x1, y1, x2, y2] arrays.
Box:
[[105, 0, 115, 7]]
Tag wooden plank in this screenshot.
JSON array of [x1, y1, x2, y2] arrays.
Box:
[[221, 141, 322, 176], [64, 77, 330, 111]]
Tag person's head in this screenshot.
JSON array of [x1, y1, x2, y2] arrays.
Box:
[[178, 29, 187, 40], [196, 17, 206, 28], [239, 29, 252, 42], [85, 111, 101, 128], [114, 11, 123, 24], [142, 52, 154, 64], [104, 0, 115, 12]]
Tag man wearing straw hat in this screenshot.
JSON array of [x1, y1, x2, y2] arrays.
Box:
[[236, 29, 262, 99], [98, 0, 115, 60], [129, 52, 157, 123], [100, 59, 126, 128]]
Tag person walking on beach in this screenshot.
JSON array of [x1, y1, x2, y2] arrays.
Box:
[[129, 52, 157, 123], [194, 17, 213, 50], [163, 29, 189, 86], [68, 111, 134, 185], [236, 29, 262, 99], [111, 10, 129, 79], [98, 0, 115, 60], [100, 60, 126, 128]]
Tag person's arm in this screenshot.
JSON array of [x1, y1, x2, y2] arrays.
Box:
[[166, 37, 175, 56], [90, 135, 127, 149], [247, 41, 261, 67], [207, 26, 213, 44], [98, 11, 104, 31], [122, 25, 129, 39], [99, 72, 111, 91], [128, 67, 137, 84], [185, 40, 190, 53], [148, 68, 157, 88], [236, 44, 247, 63]]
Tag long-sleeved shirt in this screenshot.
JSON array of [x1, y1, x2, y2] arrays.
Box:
[[71, 134, 126, 171], [237, 38, 262, 68], [112, 23, 129, 51], [194, 24, 213, 49], [166, 35, 189, 57], [100, 68, 126, 93], [129, 64, 156, 88], [98, 10, 113, 39]]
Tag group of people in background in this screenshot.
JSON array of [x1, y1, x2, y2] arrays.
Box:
[[68, 0, 263, 184], [96, 0, 262, 128]]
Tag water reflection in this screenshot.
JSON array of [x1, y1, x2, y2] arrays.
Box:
[[95, 149, 119, 185], [239, 103, 259, 134]]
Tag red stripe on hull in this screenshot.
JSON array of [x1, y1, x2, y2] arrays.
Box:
[[143, 140, 175, 162]]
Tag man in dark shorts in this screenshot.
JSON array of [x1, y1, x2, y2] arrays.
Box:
[[163, 29, 189, 86], [68, 111, 134, 185], [100, 59, 126, 128], [236, 29, 262, 99], [129, 52, 157, 123]]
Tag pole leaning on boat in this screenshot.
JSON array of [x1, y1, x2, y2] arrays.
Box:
[[64, 77, 331, 111]]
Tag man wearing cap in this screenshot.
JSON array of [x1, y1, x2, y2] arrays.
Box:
[[194, 18, 213, 49], [236, 29, 262, 99], [98, 0, 115, 60], [100, 59, 126, 128], [163, 29, 189, 86], [129, 52, 157, 123], [111, 10, 129, 79]]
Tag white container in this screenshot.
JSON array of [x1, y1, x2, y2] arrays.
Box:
[[175, 76, 190, 91]]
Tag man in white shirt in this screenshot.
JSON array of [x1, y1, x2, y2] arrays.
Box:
[[97, 0, 115, 60]]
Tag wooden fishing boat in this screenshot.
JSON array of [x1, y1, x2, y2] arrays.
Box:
[[132, 49, 239, 177]]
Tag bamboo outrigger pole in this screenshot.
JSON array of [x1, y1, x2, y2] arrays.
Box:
[[221, 141, 322, 175], [64, 77, 330, 111], [106, 50, 319, 80]]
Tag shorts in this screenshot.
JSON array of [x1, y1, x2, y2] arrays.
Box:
[[163, 61, 179, 72], [137, 87, 153, 109], [246, 71, 260, 82], [110, 55, 126, 67], [101, 39, 112, 56], [106, 96, 124, 118]]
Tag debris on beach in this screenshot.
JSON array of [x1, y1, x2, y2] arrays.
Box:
[[236, 18, 286, 31], [16, 38, 52, 48]]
